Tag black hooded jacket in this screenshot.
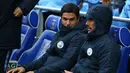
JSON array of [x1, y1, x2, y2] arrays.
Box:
[[72, 4, 121, 73], [22, 23, 85, 73]]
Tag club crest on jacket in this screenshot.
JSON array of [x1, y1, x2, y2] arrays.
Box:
[[87, 48, 93, 56], [57, 41, 64, 49]]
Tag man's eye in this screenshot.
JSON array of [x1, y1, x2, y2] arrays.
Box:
[[70, 18, 74, 21], [63, 18, 67, 21]]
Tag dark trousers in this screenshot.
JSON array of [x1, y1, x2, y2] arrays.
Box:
[[0, 50, 12, 73]]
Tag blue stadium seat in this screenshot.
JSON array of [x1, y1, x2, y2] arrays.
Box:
[[117, 46, 130, 73], [17, 14, 61, 65], [18, 30, 56, 65], [109, 25, 130, 73], [22, 10, 39, 28], [109, 25, 130, 47], [9, 10, 39, 61], [45, 14, 62, 32]]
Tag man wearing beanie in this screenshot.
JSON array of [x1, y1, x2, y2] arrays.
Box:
[[65, 4, 121, 73]]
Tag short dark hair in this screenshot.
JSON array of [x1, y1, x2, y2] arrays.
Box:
[[61, 3, 80, 19]]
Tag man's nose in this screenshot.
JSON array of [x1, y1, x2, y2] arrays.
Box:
[[66, 20, 70, 25]]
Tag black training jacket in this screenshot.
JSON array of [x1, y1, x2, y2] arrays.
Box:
[[22, 24, 85, 73], [72, 4, 121, 73]]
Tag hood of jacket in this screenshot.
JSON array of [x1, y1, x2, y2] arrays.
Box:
[[85, 4, 113, 41]]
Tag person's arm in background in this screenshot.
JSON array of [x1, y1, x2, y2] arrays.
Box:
[[119, 3, 128, 18], [13, 0, 40, 17], [77, 0, 84, 9], [116, 3, 130, 28]]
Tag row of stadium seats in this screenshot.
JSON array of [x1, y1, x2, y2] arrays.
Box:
[[7, 13, 62, 70], [10, 10, 40, 61], [6, 10, 40, 71], [18, 15, 61, 65]]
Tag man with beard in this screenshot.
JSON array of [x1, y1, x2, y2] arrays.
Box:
[[65, 4, 121, 73]]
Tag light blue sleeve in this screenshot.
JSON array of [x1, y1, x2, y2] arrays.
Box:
[[87, 0, 99, 4], [37, 0, 49, 6], [116, 2, 130, 28], [38, 0, 77, 9], [119, 3, 129, 18]]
